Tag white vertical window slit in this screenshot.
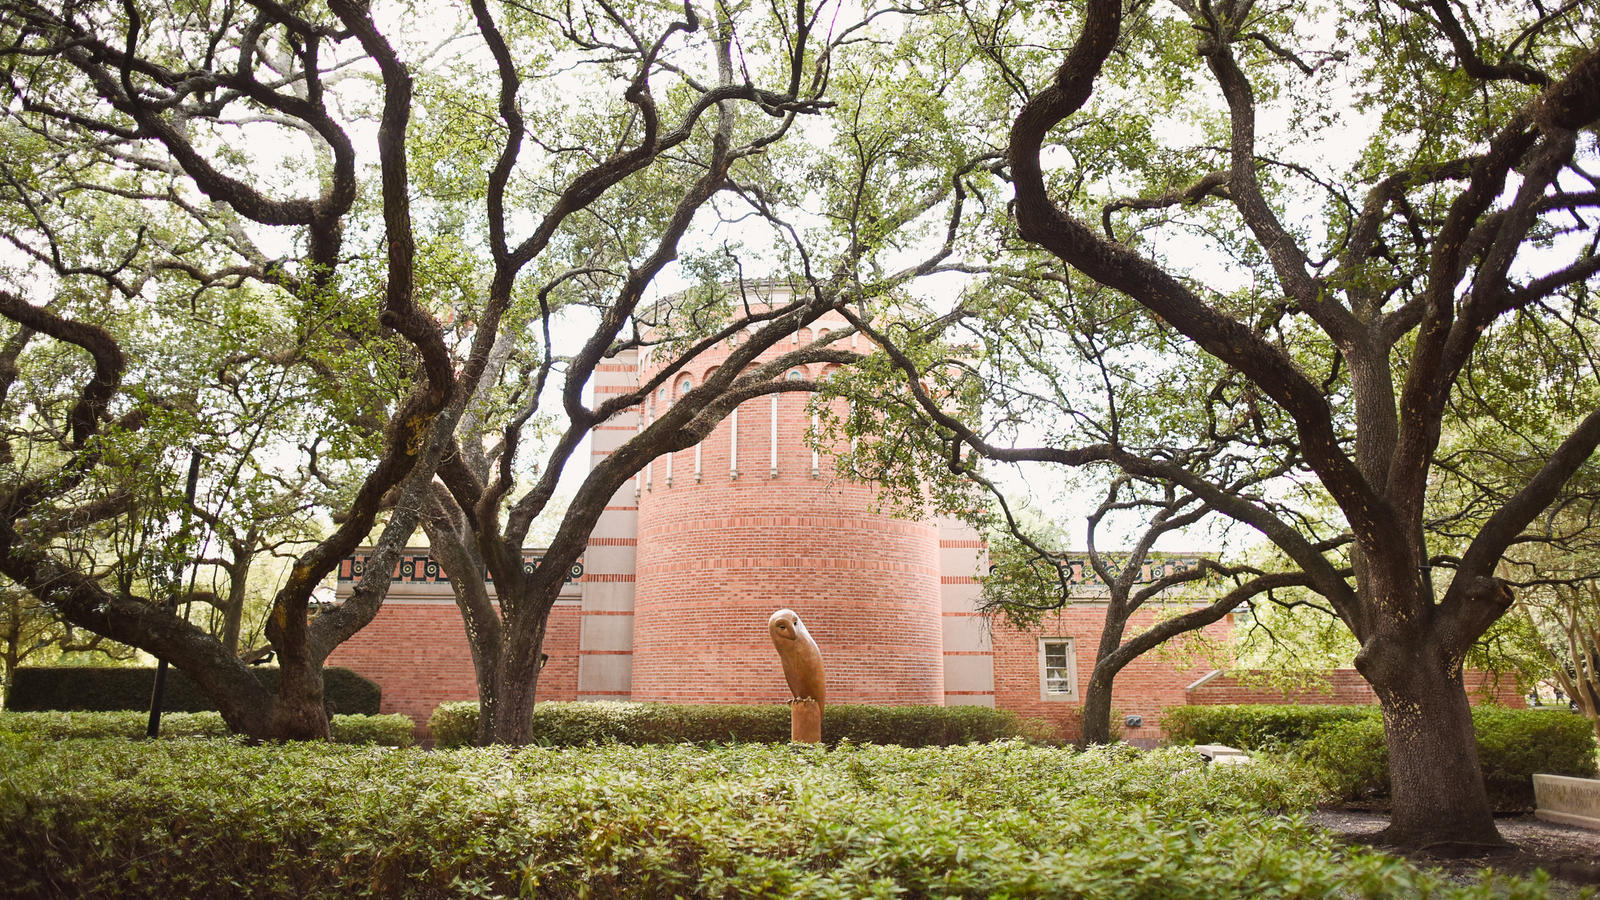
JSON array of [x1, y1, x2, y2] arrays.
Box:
[[633, 406, 643, 497], [811, 410, 820, 477]]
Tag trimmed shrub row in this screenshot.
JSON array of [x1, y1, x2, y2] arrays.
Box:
[[1295, 706, 1599, 810], [0, 736, 1550, 898], [429, 700, 1048, 749], [1161, 704, 1377, 749], [7, 666, 382, 715], [1163, 704, 1598, 811], [0, 711, 416, 748]]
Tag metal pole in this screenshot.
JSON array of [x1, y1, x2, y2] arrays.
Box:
[[147, 449, 203, 739]]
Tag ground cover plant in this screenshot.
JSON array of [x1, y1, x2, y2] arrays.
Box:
[[428, 700, 1046, 749], [0, 736, 1570, 898]]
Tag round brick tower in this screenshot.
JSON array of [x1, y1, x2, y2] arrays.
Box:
[[628, 296, 946, 706]]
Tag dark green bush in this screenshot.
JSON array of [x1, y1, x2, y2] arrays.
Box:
[[1167, 704, 1600, 811], [3, 736, 1546, 899], [1473, 706, 1599, 808], [427, 701, 479, 749], [428, 700, 1043, 749], [7, 666, 381, 715], [1160, 704, 1379, 750], [1297, 708, 1599, 811], [1293, 718, 1389, 801], [825, 702, 1053, 745], [325, 714, 417, 748], [0, 711, 415, 747]]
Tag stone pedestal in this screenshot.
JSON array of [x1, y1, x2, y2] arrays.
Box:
[[1534, 774, 1600, 831], [791, 699, 821, 743]]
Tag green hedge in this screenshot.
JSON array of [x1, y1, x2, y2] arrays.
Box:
[[7, 666, 382, 715], [1161, 705, 1379, 750], [0, 711, 416, 748], [1296, 707, 1598, 810], [325, 714, 417, 748], [1165, 704, 1599, 811], [429, 700, 1048, 749], [0, 737, 1552, 898], [1292, 718, 1390, 802]]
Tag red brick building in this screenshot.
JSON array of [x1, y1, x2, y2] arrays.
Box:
[[328, 284, 1518, 738]]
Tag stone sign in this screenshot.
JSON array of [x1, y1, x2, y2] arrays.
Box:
[[1533, 773, 1600, 831], [1194, 744, 1253, 766]]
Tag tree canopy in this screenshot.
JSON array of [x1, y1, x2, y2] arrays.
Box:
[[0, 0, 997, 738], [841, 0, 1600, 849]]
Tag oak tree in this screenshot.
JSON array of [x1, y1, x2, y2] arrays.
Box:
[[1000, 0, 1600, 847]]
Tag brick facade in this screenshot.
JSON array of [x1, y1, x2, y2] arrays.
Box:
[[325, 567, 582, 731], [988, 606, 1234, 744], [629, 315, 945, 707], [327, 282, 1521, 740]]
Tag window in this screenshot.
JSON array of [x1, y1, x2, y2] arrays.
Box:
[[786, 368, 804, 381], [678, 376, 692, 396], [1039, 638, 1077, 701]]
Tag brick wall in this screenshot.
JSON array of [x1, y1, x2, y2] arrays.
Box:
[[630, 313, 946, 706], [325, 600, 581, 737], [989, 606, 1234, 743]]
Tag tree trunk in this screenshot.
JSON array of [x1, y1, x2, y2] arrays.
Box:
[[265, 596, 329, 741], [488, 620, 547, 745], [2, 599, 18, 708], [1078, 668, 1117, 747], [417, 505, 506, 746], [267, 650, 329, 740], [221, 559, 250, 656], [1080, 603, 1129, 746], [470, 612, 508, 746], [1360, 640, 1503, 849]]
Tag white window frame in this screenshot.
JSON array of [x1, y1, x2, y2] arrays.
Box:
[[1038, 637, 1078, 701]]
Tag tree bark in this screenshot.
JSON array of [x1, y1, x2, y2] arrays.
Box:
[[1078, 668, 1117, 747], [267, 652, 329, 741], [488, 619, 548, 745], [220, 545, 253, 656], [265, 593, 329, 740], [1079, 602, 1129, 746], [1357, 634, 1503, 848]]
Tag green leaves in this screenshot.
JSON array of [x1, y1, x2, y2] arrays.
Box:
[[1, 735, 1542, 898]]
